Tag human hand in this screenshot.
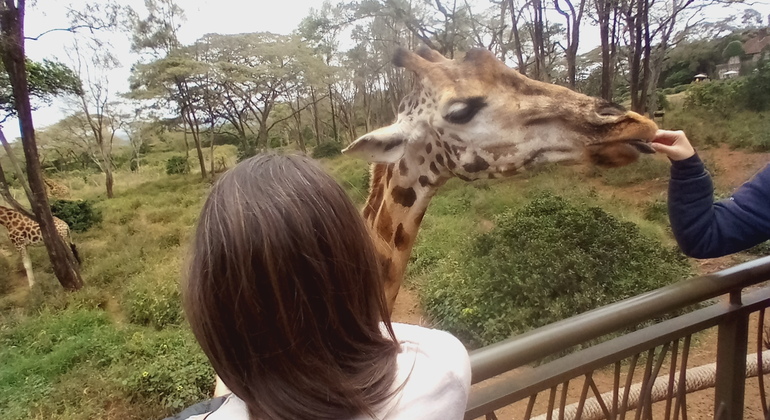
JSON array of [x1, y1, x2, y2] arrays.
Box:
[[650, 130, 695, 161]]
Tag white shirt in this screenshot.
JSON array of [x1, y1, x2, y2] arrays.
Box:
[[189, 323, 472, 420]]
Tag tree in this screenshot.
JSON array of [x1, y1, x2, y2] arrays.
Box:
[[69, 40, 121, 198], [723, 40, 745, 60], [554, 0, 587, 88], [0, 0, 83, 289]]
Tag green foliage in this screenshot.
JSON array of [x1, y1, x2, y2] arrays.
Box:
[[684, 79, 744, 117], [643, 200, 669, 224], [0, 59, 82, 117], [0, 309, 126, 419], [50, 199, 103, 233], [165, 156, 189, 175], [123, 330, 213, 410], [124, 275, 183, 330], [722, 40, 745, 59], [422, 192, 692, 348], [312, 141, 343, 158], [0, 308, 213, 420], [743, 59, 770, 112]]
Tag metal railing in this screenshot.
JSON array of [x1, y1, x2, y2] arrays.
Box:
[[466, 255, 770, 420]]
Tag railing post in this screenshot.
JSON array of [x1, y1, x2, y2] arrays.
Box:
[[714, 291, 749, 420]]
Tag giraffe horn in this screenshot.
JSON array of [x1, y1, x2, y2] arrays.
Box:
[[416, 45, 448, 63], [392, 47, 431, 74]]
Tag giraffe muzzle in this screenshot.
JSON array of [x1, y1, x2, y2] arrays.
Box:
[[628, 140, 656, 154]]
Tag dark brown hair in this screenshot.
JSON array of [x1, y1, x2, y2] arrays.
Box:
[[184, 154, 400, 420]]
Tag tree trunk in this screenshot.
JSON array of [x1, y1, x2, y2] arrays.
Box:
[[311, 86, 321, 145], [597, 0, 612, 100], [0, 0, 83, 290], [509, 0, 527, 76], [183, 106, 207, 179], [328, 84, 337, 142], [209, 122, 215, 178]]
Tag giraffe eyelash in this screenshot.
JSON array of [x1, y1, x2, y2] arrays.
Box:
[[443, 97, 487, 125]]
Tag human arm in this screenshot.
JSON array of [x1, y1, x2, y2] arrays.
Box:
[[652, 130, 770, 258]]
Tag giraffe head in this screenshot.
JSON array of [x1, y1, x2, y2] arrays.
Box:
[[344, 47, 658, 181]]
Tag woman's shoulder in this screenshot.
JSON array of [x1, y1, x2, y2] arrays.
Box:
[[377, 323, 471, 419]]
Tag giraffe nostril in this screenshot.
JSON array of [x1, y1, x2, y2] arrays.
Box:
[[597, 102, 627, 117]]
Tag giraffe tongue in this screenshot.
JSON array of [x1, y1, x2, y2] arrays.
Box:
[[628, 140, 655, 154]]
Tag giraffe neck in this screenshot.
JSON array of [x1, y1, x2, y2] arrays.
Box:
[[363, 156, 449, 314]]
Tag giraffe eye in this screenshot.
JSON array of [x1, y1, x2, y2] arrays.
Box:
[[443, 96, 487, 124]]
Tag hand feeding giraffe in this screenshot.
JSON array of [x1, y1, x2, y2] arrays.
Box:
[[0, 205, 80, 287], [343, 47, 659, 314]]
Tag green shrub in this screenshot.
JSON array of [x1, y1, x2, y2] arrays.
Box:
[[50, 199, 103, 233], [165, 156, 189, 175], [422, 192, 692, 348], [312, 142, 343, 159], [684, 79, 744, 117]]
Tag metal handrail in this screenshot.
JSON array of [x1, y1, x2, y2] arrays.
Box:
[[469, 255, 770, 384]]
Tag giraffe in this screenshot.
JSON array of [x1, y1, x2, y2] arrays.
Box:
[[343, 47, 659, 314], [44, 177, 70, 199], [0, 205, 80, 287]]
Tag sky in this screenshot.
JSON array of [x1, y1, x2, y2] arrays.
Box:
[[5, 0, 770, 141]]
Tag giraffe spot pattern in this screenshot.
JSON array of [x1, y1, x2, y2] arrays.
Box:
[[394, 223, 410, 251], [418, 175, 430, 187], [391, 186, 417, 208], [429, 162, 440, 175], [463, 154, 490, 173]]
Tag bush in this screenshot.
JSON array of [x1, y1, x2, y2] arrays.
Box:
[[684, 79, 744, 117], [312, 142, 343, 159], [165, 156, 189, 175], [422, 192, 692, 348], [50, 199, 103, 233]]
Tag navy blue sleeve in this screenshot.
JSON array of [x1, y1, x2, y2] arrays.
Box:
[[667, 154, 770, 258]]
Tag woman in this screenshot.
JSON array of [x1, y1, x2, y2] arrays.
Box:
[[651, 129, 770, 258], [180, 153, 471, 420]]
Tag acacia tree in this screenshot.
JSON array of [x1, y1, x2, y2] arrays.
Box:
[[69, 40, 120, 197]]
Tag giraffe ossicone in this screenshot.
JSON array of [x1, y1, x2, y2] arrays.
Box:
[[343, 46, 659, 314]]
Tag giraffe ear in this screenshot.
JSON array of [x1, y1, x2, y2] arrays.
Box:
[[342, 125, 407, 164]]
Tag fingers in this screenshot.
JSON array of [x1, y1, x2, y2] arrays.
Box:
[[649, 129, 695, 161], [652, 129, 686, 146]]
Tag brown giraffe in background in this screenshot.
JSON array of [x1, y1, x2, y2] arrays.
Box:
[[343, 47, 659, 314], [0, 205, 80, 287], [44, 178, 70, 198]]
